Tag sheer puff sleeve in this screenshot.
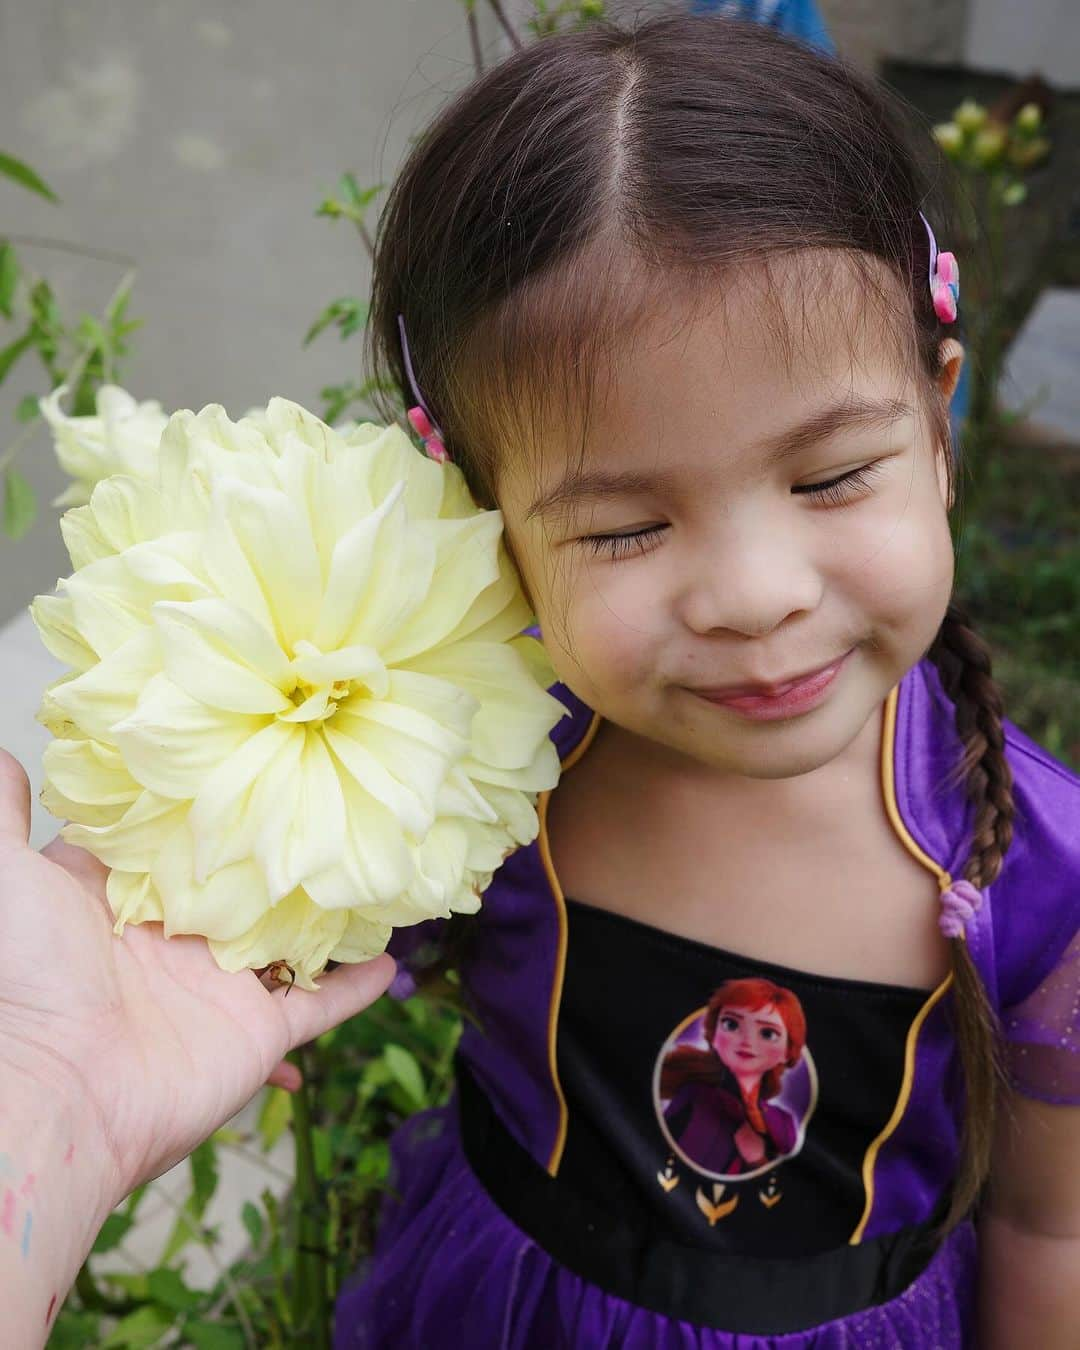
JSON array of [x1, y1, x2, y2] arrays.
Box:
[[1003, 925, 1080, 1105]]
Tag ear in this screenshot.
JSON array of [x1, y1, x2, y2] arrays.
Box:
[[935, 338, 964, 404], [933, 339, 964, 512]]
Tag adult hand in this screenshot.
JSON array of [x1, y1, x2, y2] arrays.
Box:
[[0, 746, 396, 1207]]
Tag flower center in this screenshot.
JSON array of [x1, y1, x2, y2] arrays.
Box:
[[281, 675, 357, 726]]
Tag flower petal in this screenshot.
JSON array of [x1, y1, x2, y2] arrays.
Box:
[[205, 475, 322, 650], [407, 638, 567, 770], [44, 630, 159, 742], [30, 594, 98, 672], [154, 599, 291, 714], [113, 672, 266, 798], [186, 720, 299, 881], [381, 512, 504, 664], [62, 790, 189, 872]]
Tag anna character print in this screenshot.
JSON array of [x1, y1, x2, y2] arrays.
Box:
[[655, 977, 818, 1180]]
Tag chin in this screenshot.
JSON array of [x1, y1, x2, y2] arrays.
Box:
[[704, 705, 874, 780]]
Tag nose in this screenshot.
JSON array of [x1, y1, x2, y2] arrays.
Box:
[[677, 516, 824, 638]]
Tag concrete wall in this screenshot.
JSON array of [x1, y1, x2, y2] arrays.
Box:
[[0, 0, 498, 625], [965, 0, 1080, 87]]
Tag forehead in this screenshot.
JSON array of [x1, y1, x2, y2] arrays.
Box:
[[498, 251, 916, 510]]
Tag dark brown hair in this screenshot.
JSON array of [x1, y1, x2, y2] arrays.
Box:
[[367, 13, 1015, 1227]]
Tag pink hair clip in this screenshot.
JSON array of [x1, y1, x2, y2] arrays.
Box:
[[397, 313, 450, 463], [938, 877, 983, 940], [919, 211, 959, 324]]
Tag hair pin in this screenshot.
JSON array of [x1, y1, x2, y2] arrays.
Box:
[[919, 211, 960, 324], [397, 313, 450, 463]]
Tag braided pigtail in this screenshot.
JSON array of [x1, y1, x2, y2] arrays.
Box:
[[926, 601, 1016, 1229]]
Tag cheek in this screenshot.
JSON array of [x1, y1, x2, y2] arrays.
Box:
[[713, 1030, 735, 1058], [762, 1038, 788, 1068], [825, 469, 954, 634], [535, 556, 667, 697]]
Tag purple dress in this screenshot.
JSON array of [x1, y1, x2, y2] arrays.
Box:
[[334, 657, 1080, 1348]]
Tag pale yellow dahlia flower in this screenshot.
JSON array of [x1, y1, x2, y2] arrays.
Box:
[[32, 398, 566, 988], [40, 384, 170, 507]]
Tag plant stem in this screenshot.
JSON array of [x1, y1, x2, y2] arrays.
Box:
[[290, 1045, 331, 1349], [1, 233, 136, 267], [467, 9, 485, 73], [486, 0, 524, 49]]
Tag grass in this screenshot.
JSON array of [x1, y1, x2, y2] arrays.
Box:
[[953, 424, 1080, 769]]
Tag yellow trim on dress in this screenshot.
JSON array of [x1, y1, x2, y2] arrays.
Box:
[[848, 682, 956, 1244], [539, 710, 601, 1176]]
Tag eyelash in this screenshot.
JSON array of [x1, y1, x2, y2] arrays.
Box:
[[580, 462, 883, 560]]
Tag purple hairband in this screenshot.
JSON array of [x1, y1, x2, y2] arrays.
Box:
[[397, 219, 957, 463]]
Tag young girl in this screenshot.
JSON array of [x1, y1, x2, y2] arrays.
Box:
[[333, 12, 1080, 1347], [1, 12, 1077, 1350]]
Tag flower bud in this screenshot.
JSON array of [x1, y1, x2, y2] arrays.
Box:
[[954, 99, 987, 133], [1015, 102, 1042, 134], [933, 122, 964, 157], [973, 126, 1006, 167]]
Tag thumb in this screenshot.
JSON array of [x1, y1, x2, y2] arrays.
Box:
[[0, 749, 31, 849], [278, 953, 397, 1050]]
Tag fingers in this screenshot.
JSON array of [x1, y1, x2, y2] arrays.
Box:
[[278, 953, 397, 1051], [0, 749, 31, 849], [267, 1060, 303, 1093]]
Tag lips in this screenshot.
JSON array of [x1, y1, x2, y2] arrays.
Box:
[[696, 652, 852, 700]]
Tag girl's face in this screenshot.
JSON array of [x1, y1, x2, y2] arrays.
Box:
[[498, 256, 960, 781], [711, 1003, 789, 1079]]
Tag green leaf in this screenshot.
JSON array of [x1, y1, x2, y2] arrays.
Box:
[[48, 1309, 104, 1350], [383, 1044, 426, 1109], [302, 297, 368, 347], [3, 466, 36, 539], [0, 331, 33, 383], [190, 1138, 220, 1209], [240, 1199, 264, 1249], [146, 1267, 204, 1313], [100, 1304, 174, 1349], [0, 242, 18, 318], [99, 1271, 150, 1299], [15, 393, 39, 423], [0, 150, 59, 203], [183, 1319, 247, 1350], [257, 1085, 293, 1151], [158, 1141, 220, 1264], [1001, 181, 1027, 206], [90, 1211, 134, 1255], [312, 1125, 333, 1180]]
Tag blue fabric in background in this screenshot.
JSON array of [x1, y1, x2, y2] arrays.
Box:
[[689, 0, 834, 53], [688, 0, 969, 452]]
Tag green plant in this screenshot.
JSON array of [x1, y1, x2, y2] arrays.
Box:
[[932, 99, 1051, 506], [0, 151, 142, 540]]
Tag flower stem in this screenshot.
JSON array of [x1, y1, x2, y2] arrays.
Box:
[[290, 1045, 331, 1349]]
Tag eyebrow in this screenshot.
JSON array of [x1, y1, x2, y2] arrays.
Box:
[[721, 1009, 784, 1030], [525, 394, 912, 521]]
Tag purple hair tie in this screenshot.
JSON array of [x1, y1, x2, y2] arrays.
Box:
[[919, 211, 960, 325], [938, 877, 983, 940], [396, 313, 450, 463]]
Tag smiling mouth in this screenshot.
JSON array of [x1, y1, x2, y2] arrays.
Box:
[[694, 650, 854, 700]]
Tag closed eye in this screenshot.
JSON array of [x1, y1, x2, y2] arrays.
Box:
[[580, 524, 667, 561], [794, 462, 882, 505], [580, 463, 883, 559]]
